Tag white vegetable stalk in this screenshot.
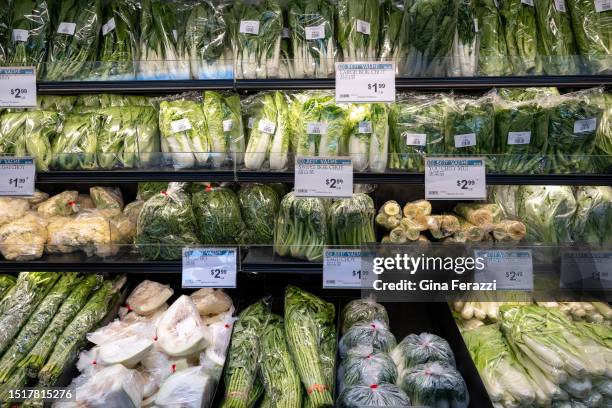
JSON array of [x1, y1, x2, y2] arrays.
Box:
[[244, 128, 271, 170], [163, 134, 196, 169]]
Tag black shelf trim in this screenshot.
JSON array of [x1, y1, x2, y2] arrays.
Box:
[[38, 80, 235, 94], [37, 170, 236, 183]]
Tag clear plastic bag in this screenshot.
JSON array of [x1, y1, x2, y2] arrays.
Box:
[[0, 197, 30, 227], [238, 183, 281, 245], [71, 364, 144, 407], [341, 296, 389, 334], [475, 0, 508, 77], [36, 191, 78, 217], [571, 186, 612, 246], [500, 0, 539, 74], [90, 186, 124, 211], [336, 0, 382, 61], [339, 346, 398, 391], [534, 0, 579, 75], [566, 0, 612, 73], [339, 319, 397, 359], [46, 210, 119, 257], [0, 212, 48, 261], [400, 360, 470, 408], [156, 295, 207, 358], [22, 111, 61, 172], [51, 113, 102, 170], [126, 280, 174, 316], [155, 365, 216, 408], [202, 91, 245, 168], [445, 95, 495, 161], [202, 314, 236, 367], [192, 185, 244, 245], [450, 0, 479, 77], [344, 103, 389, 173], [328, 193, 376, 246], [390, 332, 456, 374], [95, 0, 138, 80], [337, 382, 411, 408]]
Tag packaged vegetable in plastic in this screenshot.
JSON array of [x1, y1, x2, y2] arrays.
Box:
[[52, 112, 101, 170], [202, 314, 236, 367], [222, 299, 271, 408], [137, 182, 168, 201], [328, 193, 376, 246], [95, 0, 138, 80], [400, 360, 469, 408], [23, 110, 61, 172], [258, 314, 302, 407], [71, 364, 144, 407], [375, 200, 402, 231], [156, 295, 206, 357], [339, 319, 397, 359], [492, 219, 527, 242], [126, 280, 173, 316], [380, 0, 408, 65], [500, 0, 539, 74], [123, 200, 144, 224], [566, 0, 612, 74], [274, 192, 327, 262], [124, 105, 160, 168], [202, 91, 243, 168], [37, 190, 78, 217], [90, 186, 124, 211], [96, 107, 127, 169], [572, 186, 612, 246], [0, 111, 29, 155], [284, 286, 336, 407], [37, 95, 77, 111], [336, 0, 381, 61], [237, 183, 280, 245], [344, 103, 389, 173], [533, 0, 579, 75], [338, 382, 410, 408], [192, 185, 244, 245], [288, 0, 336, 78], [0, 196, 30, 226], [341, 296, 389, 334], [136, 182, 200, 260], [44, 0, 101, 81], [389, 94, 447, 172], [339, 346, 398, 391], [391, 332, 456, 374], [7, 0, 50, 75], [453, 203, 502, 232], [159, 97, 210, 169], [0, 274, 16, 300], [450, 0, 479, 77], [156, 365, 216, 408], [0, 212, 48, 261], [475, 0, 509, 76]]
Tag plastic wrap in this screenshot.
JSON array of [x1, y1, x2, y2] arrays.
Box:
[[339, 320, 397, 359], [155, 365, 216, 408], [336, 0, 381, 61], [52, 113, 102, 170], [243, 91, 290, 170], [38, 95, 77, 111], [389, 94, 447, 172], [44, 0, 101, 80], [156, 295, 206, 357], [0, 197, 30, 226], [190, 288, 232, 316], [380, 0, 407, 63], [453, 203, 502, 232], [95, 0, 138, 80], [284, 286, 336, 407], [37, 190, 78, 217], [135, 182, 199, 260], [337, 383, 411, 408], [274, 192, 327, 262], [90, 186, 124, 210], [97, 334, 154, 368], [0, 111, 27, 154], [238, 183, 280, 244], [87, 319, 156, 347], [258, 315, 302, 407], [327, 193, 376, 246], [450, 0, 479, 77], [391, 333, 456, 374], [96, 107, 128, 169], [71, 364, 144, 407], [0, 1, 8, 65], [202, 91, 244, 168], [445, 95, 495, 162], [400, 360, 470, 407], [339, 346, 398, 391], [23, 110, 61, 172], [222, 299, 271, 407], [344, 103, 389, 173], [533, 0, 579, 75], [126, 280, 173, 316], [288, 0, 336, 78], [123, 200, 144, 224], [0, 274, 16, 300], [202, 314, 236, 367], [566, 0, 612, 73], [137, 182, 168, 201], [341, 296, 389, 334], [500, 0, 539, 74], [0, 212, 48, 261], [572, 186, 612, 246], [192, 185, 244, 245]]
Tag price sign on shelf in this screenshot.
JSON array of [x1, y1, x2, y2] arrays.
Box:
[[0, 67, 36, 108], [474, 250, 534, 290], [0, 157, 35, 196], [560, 251, 612, 290], [425, 157, 486, 200], [182, 248, 237, 288], [295, 156, 353, 198], [335, 62, 395, 103], [324, 248, 367, 289]]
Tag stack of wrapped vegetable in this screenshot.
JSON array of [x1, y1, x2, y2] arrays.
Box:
[[337, 296, 470, 407], [0, 272, 124, 404], [54, 280, 234, 407], [221, 286, 336, 407]]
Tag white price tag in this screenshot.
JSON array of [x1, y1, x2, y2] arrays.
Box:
[[307, 122, 327, 135], [0, 158, 35, 196], [405, 133, 427, 146], [102, 18, 116, 35], [521, 0, 534, 5], [57, 22, 76, 35], [295, 156, 353, 198], [222, 119, 233, 132], [454, 133, 476, 148], [574, 118, 598, 133], [239, 20, 260, 35], [0, 67, 37, 108], [305, 24, 326, 40], [507, 131, 531, 145], [473, 18, 479, 32], [554, 0, 567, 11], [474, 250, 533, 290], [247, 117, 255, 129], [182, 248, 237, 288], [172, 29, 178, 42], [258, 118, 276, 134], [425, 157, 486, 200], [170, 118, 192, 133], [336, 62, 396, 103], [595, 0, 612, 12], [282, 27, 291, 38], [12, 29, 29, 42], [561, 251, 612, 290], [358, 121, 373, 134], [356, 19, 371, 35], [324, 249, 367, 289]]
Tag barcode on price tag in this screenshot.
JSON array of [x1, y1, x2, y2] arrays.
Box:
[[295, 156, 353, 198], [102, 18, 116, 35], [574, 118, 597, 133], [171, 118, 192, 133], [305, 24, 326, 40], [307, 122, 327, 135], [223, 119, 233, 132], [57, 22, 76, 35], [595, 0, 612, 12], [521, 0, 534, 6], [356, 20, 371, 35], [258, 119, 276, 134], [182, 248, 237, 288], [324, 248, 366, 289], [0, 67, 37, 108], [247, 117, 255, 129], [473, 18, 479, 32], [405, 133, 427, 146], [282, 27, 291, 38], [358, 121, 373, 134], [508, 131, 531, 145], [425, 157, 486, 200], [554, 0, 567, 11], [239, 20, 260, 35], [474, 250, 533, 291], [12, 29, 28, 42], [454, 133, 476, 148], [0, 157, 35, 196], [336, 62, 395, 103]]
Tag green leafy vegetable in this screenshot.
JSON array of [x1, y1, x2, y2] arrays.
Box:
[[192, 186, 244, 245], [52, 113, 101, 170], [336, 0, 381, 61], [572, 186, 612, 245], [96, 0, 138, 80], [566, 0, 612, 73], [7, 0, 51, 75], [238, 183, 280, 244], [475, 0, 509, 75], [327, 193, 376, 246], [534, 0, 579, 74]]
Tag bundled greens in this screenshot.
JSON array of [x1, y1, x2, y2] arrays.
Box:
[[445, 95, 495, 160], [45, 0, 101, 80], [450, 0, 479, 76], [336, 0, 381, 61], [192, 186, 244, 245], [95, 0, 138, 80], [341, 297, 389, 334], [203, 91, 245, 167], [327, 193, 376, 246], [339, 320, 397, 358], [344, 103, 389, 173], [475, 0, 509, 76], [51, 112, 101, 170], [0, 274, 16, 300], [400, 361, 470, 407], [238, 183, 280, 244], [391, 332, 456, 373], [339, 346, 398, 390], [566, 0, 612, 73], [534, 0, 579, 75], [337, 383, 411, 408], [7, 0, 50, 75], [572, 186, 612, 245], [22, 111, 60, 172], [500, 0, 539, 74], [380, 0, 408, 64]]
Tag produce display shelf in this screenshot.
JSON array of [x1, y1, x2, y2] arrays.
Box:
[[36, 170, 612, 185], [36, 74, 612, 94]]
